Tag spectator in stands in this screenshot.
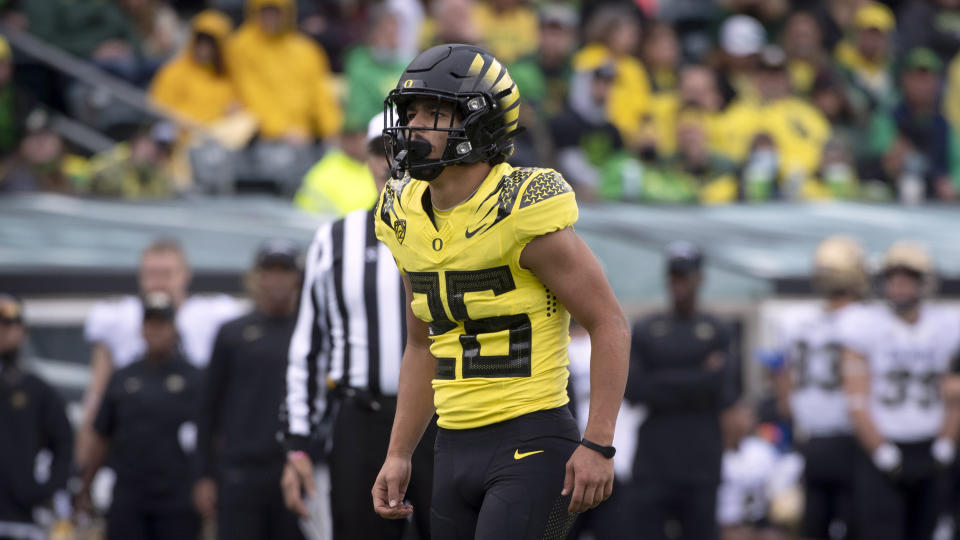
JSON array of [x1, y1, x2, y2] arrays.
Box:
[[0, 36, 36, 159], [24, 0, 143, 82], [120, 0, 184, 74], [474, 0, 538, 64], [420, 0, 482, 49], [227, 0, 341, 144], [573, 5, 651, 148], [87, 123, 176, 199], [810, 71, 865, 154], [723, 0, 790, 28], [678, 64, 728, 153], [0, 109, 83, 195], [195, 241, 304, 540], [77, 292, 202, 540], [865, 48, 959, 201], [149, 10, 239, 126], [0, 293, 73, 540], [803, 136, 863, 201], [713, 14, 765, 104], [293, 118, 378, 215], [897, 0, 960, 65], [76, 238, 244, 470], [664, 109, 736, 199], [722, 46, 831, 188], [812, 0, 860, 52], [702, 133, 784, 204], [508, 4, 578, 120], [342, 6, 406, 140], [835, 2, 897, 116], [945, 52, 960, 134], [550, 63, 624, 200], [780, 10, 828, 96], [642, 22, 682, 156]]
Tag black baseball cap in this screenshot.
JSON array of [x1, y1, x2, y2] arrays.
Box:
[[142, 291, 176, 321], [666, 241, 704, 274], [0, 294, 23, 324], [255, 239, 302, 271]]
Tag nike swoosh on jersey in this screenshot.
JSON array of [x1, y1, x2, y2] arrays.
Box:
[[464, 225, 486, 238], [514, 449, 545, 460]]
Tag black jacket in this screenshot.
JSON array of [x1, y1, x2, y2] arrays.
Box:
[[197, 310, 297, 477], [0, 363, 73, 522], [626, 311, 738, 485]]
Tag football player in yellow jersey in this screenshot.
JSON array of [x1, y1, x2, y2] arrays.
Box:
[[367, 44, 630, 539]]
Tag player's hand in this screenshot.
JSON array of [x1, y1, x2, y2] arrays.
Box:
[[872, 442, 902, 477], [562, 444, 614, 513], [932, 437, 956, 468], [73, 487, 94, 516], [372, 455, 414, 519], [282, 452, 316, 518], [192, 477, 217, 519]]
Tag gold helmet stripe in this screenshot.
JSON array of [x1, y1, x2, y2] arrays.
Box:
[[467, 53, 485, 77]]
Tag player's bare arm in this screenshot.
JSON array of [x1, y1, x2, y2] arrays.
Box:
[[519, 226, 630, 513], [372, 274, 437, 520], [937, 368, 960, 460], [75, 343, 114, 468], [842, 349, 887, 455]]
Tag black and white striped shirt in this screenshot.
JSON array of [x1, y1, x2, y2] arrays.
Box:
[[285, 208, 406, 442]]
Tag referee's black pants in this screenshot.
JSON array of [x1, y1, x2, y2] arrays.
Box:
[[217, 462, 304, 540], [329, 394, 435, 540]]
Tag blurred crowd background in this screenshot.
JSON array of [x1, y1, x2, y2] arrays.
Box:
[[1, 0, 960, 205]]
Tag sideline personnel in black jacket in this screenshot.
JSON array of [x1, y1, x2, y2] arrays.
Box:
[[194, 241, 305, 540], [0, 293, 72, 539], [625, 243, 739, 540], [79, 292, 201, 540]]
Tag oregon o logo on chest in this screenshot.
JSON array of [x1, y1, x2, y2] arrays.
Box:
[[433, 238, 443, 251]]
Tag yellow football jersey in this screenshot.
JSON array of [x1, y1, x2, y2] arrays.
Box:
[[375, 162, 578, 430]]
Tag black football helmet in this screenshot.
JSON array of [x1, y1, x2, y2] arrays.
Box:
[[383, 44, 522, 180]]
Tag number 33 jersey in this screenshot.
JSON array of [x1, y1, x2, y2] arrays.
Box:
[[375, 162, 578, 430], [840, 304, 960, 442]]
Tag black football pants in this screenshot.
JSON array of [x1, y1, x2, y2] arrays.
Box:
[[800, 435, 857, 539], [430, 406, 581, 540], [853, 440, 945, 540]]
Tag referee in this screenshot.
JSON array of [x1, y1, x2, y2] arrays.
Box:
[[282, 113, 434, 540]]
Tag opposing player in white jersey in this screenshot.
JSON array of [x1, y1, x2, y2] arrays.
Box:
[[773, 236, 870, 540], [841, 242, 960, 540]]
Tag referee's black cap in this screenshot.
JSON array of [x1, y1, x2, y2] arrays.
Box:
[[143, 292, 176, 321], [255, 239, 302, 271], [666, 242, 704, 275]]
